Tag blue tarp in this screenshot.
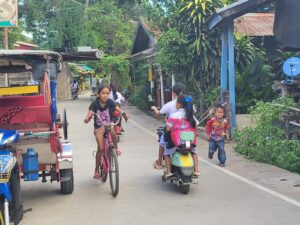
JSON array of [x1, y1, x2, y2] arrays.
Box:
[[50, 81, 57, 124]]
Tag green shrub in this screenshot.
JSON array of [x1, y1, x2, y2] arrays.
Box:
[[235, 97, 300, 173], [128, 85, 152, 111]]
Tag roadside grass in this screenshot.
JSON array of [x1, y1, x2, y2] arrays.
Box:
[[235, 98, 300, 174]]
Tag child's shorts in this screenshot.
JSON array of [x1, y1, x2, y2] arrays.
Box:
[[159, 135, 167, 148], [164, 147, 197, 156]]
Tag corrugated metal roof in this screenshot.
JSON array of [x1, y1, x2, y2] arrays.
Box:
[[208, 0, 275, 30], [234, 13, 274, 36]]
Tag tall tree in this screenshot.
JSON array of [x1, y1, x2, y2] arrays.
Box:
[[20, 0, 86, 49]]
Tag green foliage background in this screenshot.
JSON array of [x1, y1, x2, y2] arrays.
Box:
[[1, 0, 298, 172]]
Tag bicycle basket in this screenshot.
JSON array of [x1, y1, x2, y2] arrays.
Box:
[[0, 154, 16, 183]]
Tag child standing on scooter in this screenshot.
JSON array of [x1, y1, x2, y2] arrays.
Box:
[[164, 95, 199, 178], [206, 104, 230, 167]]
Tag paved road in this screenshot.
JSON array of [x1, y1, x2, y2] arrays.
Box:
[[20, 94, 300, 225]]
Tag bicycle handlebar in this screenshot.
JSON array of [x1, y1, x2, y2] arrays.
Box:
[[90, 113, 124, 126]]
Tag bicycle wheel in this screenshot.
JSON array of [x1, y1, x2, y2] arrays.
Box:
[[100, 156, 108, 182], [109, 150, 119, 197]]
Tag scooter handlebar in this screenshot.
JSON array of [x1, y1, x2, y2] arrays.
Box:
[[19, 131, 33, 137]]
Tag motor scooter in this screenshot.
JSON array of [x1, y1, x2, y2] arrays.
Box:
[[71, 87, 78, 100], [157, 128, 198, 194], [0, 130, 32, 225]]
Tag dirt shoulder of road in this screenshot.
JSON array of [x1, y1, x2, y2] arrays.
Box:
[[126, 105, 300, 201]]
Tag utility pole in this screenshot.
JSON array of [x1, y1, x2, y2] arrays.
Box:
[[84, 0, 90, 19], [80, 0, 90, 45], [158, 65, 165, 106]]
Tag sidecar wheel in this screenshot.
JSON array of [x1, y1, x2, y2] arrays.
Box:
[[60, 169, 74, 194]]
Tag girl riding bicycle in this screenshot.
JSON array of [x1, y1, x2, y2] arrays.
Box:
[[84, 84, 128, 179]]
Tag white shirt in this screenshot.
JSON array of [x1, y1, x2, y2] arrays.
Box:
[[109, 91, 124, 104], [169, 108, 186, 119], [166, 108, 185, 127], [159, 98, 200, 126], [159, 99, 177, 118]]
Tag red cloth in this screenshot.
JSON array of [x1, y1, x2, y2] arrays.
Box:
[[50, 133, 62, 153], [0, 95, 51, 125], [0, 96, 46, 107], [0, 106, 52, 125], [42, 73, 52, 105], [206, 117, 229, 141]]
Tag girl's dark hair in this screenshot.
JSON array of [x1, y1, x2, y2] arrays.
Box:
[[97, 83, 111, 94], [177, 94, 196, 128], [172, 83, 186, 96], [110, 84, 117, 100]]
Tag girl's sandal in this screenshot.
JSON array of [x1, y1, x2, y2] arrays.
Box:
[[116, 148, 122, 156], [93, 172, 101, 180], [165, 173, 173, 179], [193, 172, 200, 177]]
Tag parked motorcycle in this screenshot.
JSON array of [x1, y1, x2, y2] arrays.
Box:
[[0, 130, 33, 225], [157, 128, 197, 194]]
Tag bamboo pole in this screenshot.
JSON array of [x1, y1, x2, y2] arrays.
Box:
[[3, 27, 9, 86], [3, 27, 8, 49]]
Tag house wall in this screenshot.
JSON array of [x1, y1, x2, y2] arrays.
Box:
[[57, 62, 71, 100]]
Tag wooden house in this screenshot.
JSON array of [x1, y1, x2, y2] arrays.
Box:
[[128, 19, 173, 107]]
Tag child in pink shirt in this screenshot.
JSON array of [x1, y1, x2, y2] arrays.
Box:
[[164, 95, 199, 178]]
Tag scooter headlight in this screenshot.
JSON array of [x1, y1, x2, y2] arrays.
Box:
[[3, 134, 16, 145], [0, 155, 16, 174]]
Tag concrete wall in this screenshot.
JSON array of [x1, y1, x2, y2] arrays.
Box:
[[57, 62, 71, 100]]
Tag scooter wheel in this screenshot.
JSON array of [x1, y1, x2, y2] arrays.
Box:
[[179, 184, 190, 194]]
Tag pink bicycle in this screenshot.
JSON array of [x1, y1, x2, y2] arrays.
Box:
[[93, 113, 122, 197]]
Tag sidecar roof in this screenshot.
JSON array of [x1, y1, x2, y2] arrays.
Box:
[[0, 50, 62, 62]]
